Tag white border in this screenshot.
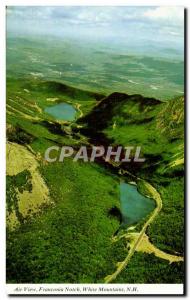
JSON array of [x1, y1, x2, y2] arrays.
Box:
[[2, 0, 189, 6], [1, 0, 189, 298], [0, 1, 6, 299], [6, 284, 184, 295]]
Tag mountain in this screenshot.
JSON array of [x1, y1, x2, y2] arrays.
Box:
[[78, 92, 184, 179], [6, 78, 184, 284]]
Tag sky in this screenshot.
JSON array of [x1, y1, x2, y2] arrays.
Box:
[[7, 6, 184, 56]]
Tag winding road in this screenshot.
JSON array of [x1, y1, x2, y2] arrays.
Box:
[[104, 180, 183, 283]]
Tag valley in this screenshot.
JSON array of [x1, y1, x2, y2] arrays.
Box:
[[6, 76, 184, 283]]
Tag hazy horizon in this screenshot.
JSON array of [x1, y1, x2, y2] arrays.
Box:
[[7, 6, 184, 59], [7, 6, 184, 100]]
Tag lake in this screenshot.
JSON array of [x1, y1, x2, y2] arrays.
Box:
[[45, 103, 77, 121], [120, 182, 155, 226]]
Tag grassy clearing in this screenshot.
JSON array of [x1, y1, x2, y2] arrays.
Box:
[[7, 78, 103, 120]]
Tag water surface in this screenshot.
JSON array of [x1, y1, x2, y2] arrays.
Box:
[[45, 102, 76, 121], [120, 182, 155, 226]]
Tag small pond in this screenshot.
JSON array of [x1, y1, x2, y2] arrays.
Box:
[[120, 182, 155, 226], [45, 102, 77, 121]]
